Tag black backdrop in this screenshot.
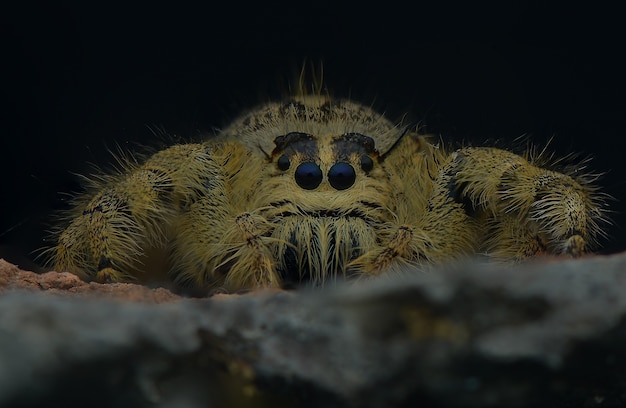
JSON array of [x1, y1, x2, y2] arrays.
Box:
[[2, 2, 625, 270]]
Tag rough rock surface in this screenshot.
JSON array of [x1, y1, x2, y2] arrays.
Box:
[[0, 259, 180, 302], [1, 254, 626, 407]]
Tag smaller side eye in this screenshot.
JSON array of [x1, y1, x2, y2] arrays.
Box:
[[277, 154, 290, 171], [360, 155, 374, 172]]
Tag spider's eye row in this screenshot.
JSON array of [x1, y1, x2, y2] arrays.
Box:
[[277, 154, 290, 171], [293, 161, 358, 191], [295, 162, 323, 190], [360, 155, 374, 172], [328, 162, 356, 190]]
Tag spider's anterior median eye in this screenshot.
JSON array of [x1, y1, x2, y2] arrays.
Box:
[[328, 162, 356, 190], [295, 162, 323, 190], [277, 154, 290, 171], [360, 155, 374, 172]]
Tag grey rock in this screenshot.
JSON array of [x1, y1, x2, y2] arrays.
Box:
[[2, 254, 626, 407]]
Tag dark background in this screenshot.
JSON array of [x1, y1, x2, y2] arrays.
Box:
[[2, 2, 625, 271]]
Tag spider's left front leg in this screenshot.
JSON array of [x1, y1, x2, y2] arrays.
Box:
[[349, 134, 484, 275], [448, 147, 607, 260], [350, 196, 482, 275]]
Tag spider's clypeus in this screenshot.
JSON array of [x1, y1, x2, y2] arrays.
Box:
[[46, 87, 610, 292]]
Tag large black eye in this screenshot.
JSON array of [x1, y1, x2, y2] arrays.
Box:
[[277, 154, 290, 171], [360, 155, 374, 172], [295, 162, 323, 190], [328, 162, 356, 190]]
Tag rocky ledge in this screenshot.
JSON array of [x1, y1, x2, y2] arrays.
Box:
[[1, 254, 626, 407]]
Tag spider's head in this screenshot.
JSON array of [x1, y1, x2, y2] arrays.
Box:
[[227, 95, 406, 218], [257, 125, 396, 224], [227, 96, 406, 161], [270, 131, 378, 191]]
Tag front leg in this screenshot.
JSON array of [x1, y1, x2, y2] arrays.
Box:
[[171, 209, 280, 290], [350, 205, 481, 275], [350, 134, 484, 274], [224, 213, 280, 289], [167, 142, 280, 290], [448, 147, 608, 260], [351, 164, 483, 274], [52, 144, 219, 282]]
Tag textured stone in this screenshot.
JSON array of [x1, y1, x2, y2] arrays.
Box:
[[0, 259, 180, 302], [1, 254, 626, 407]]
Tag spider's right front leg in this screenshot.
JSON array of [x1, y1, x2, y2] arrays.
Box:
[[171, 207, 281, 290], [165, 142, 281, 291], [224, 212, 281, 289], [53, 144, 222, 283]]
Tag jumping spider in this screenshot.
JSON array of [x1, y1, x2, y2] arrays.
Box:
[[47, 87, 609, 291]]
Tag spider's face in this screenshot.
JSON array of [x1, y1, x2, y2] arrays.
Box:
[[262, 129, 394, 283], [256, 124, 395, 223], [226, 95, 401, 220], [270, 131, 378, 192]]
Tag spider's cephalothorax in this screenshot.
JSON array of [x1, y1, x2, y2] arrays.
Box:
[[49, 93, 609, 291]]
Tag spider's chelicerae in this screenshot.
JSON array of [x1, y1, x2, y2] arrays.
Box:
[[48, 86, 610, 291]]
